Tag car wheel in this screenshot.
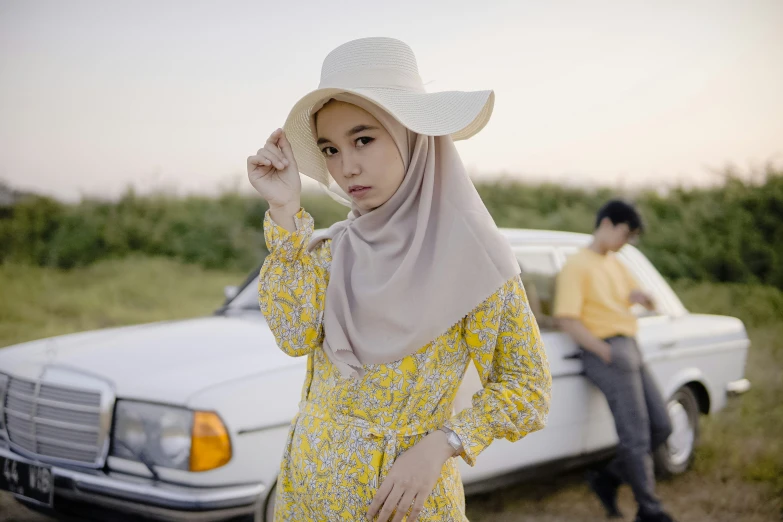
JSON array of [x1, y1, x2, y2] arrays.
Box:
[[654, 386, 700, 478], [236, 482, 275, 522], [263, 482, 277, 522]]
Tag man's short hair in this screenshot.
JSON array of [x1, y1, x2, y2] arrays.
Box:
[[595, 199, 644, 233]]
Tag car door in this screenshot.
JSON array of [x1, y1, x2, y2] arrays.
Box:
[[456, 245, 589, 484]]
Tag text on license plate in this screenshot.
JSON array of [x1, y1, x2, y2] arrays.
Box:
[[0, 455, 53, 507]]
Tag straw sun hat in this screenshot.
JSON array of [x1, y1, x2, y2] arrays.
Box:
[[283, 37, 495, 198]]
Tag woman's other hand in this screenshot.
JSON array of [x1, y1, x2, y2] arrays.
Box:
[[367, 430, 455, 521]]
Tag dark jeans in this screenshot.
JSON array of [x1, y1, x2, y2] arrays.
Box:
[[582, 336, 673, 516]]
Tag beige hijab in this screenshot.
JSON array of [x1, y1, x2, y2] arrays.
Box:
[[308, 94, 520, 380]]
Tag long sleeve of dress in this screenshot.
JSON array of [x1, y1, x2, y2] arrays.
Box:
[[258, 209, 332, 357], [444, 276, 552, 466]]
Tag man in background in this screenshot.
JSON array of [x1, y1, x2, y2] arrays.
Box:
[[554, 200, 675, 522]]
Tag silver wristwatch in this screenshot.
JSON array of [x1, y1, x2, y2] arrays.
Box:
[[439, 427, 463, 455]]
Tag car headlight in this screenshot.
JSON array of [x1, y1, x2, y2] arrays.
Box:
[[111, 401, 231, 472]]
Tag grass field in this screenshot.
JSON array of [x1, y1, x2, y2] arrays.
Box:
[[0, 257, 242, 348], [0, 258, 781, 521]]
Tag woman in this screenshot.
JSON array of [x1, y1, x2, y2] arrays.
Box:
[[249, 37, 551, 522]]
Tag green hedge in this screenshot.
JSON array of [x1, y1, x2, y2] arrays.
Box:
[[1, 168, 781, 288]]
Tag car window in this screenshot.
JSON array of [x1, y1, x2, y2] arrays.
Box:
[[225, 231, 329, 313], [515, 248, 559, 330], [559, 246, 579, 259], [229, 281, 263, 310], [220, 264, 264, 313]]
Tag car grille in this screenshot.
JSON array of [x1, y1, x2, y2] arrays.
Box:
[[3, 376, 104, 465]]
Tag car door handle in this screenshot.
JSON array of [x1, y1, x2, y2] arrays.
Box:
[[563, 352, 582, 360], [660, 340, 677, 348]]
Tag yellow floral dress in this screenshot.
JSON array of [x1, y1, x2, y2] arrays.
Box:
[[258, 209, 552, 521]]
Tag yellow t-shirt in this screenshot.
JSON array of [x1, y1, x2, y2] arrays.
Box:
[[553, 248, 640, 339]]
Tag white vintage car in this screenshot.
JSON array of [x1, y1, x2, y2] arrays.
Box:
[[0, 229, 751, 521]]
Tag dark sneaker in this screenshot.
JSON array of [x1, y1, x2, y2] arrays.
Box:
[[586, 469, 623, 519], [634, 511, 676, 522]]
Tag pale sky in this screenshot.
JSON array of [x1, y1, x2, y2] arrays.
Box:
[[1, 0, 781, 201]]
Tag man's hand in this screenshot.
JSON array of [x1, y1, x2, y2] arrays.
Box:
[[557, 318, 613, 365], [594, 341, 612, 365], [629, 289, 655, 311]]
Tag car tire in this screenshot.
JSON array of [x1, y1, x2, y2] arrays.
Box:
[[654, 386, 700, 478], [262, 482, 276, 522], [236, 481, 275, 522]]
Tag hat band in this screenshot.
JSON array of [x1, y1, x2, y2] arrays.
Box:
[[319, 67, 426, 93]]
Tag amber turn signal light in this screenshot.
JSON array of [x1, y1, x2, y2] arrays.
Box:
[[190, 411, 232, 472]]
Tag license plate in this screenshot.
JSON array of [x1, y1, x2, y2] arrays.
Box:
[[0, 455, 53, 507]]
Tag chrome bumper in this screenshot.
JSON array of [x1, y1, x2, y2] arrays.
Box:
[[726, 378, 751, 396], [1, 446, 265, 521]]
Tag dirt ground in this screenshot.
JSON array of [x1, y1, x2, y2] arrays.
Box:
[[2, 467, 780, 522], [0, 493, 52, 522], [464, 467, 782, 522]]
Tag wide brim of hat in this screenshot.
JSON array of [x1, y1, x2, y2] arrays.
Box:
[[283, 87, 494, 186]]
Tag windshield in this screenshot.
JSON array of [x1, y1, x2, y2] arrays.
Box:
[[223, 264, 264, 311], [223, 229, 327, 313]]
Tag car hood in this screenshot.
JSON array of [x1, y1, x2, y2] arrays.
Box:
[[0, 313, 301, 405]]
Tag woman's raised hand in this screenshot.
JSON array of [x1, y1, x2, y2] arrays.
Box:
[[247, 128, 302, 210]]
